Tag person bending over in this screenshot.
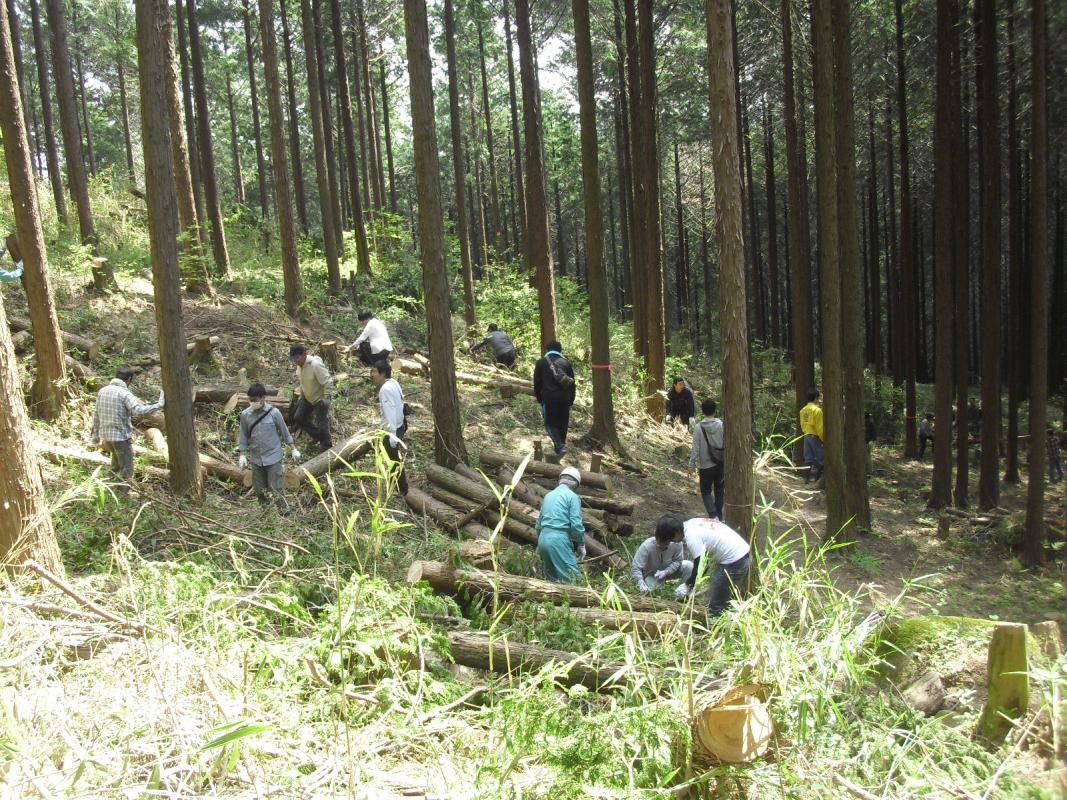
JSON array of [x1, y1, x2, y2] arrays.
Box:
[[290, 343, 334, 451], [470, 323, 517, 368], [664, 514, 751, 617], [536, 466, 586, 583], [348, 309, 394, 366], [92, 366, 164, 495], [631, 527, 693, 594]]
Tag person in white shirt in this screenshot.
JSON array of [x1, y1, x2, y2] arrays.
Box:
[[630, 533, 693, 594], [660, 514, 751, 616], [371, 359, 408, 496], [349, 309, 394, 366]]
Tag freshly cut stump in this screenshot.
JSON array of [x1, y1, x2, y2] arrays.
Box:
[[692, 684, 773, 765]]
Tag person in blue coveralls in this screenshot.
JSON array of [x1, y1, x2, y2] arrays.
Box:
[[535, 466, 586, 583]]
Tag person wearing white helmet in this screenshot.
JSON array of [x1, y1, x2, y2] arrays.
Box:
[[535, 466, 586, 583]]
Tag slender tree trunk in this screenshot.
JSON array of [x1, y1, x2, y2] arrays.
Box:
[[0, 2, 66, 420], [356, 0, 383, 211], [896, 0, 918, 458], [312, 0, 344, 258], [477, 19, 502, 255], [1023, 0, 1048, 566], [705, 0, 753, 539], [514, 0, 558, 347], [764, 103, 781, 348], [624, 0, 647, 354], [45, 0, 110, 289], [225, 70, 245, 205], [174, 0, 207, 250], [259, 0, 304, 317], [279, 0, 309, 233], [379, 58, 397, 213], [867, 107, 883, 372], [187, 0, 231, 275], [444, 0, 476, 325], [5, 0, 31, 168], [243, 0, 271, 222], [348, 4, 371, 215], [1005, 0, 1022, 483], [73, 44, 96, 176], [952, 17, 969, 508], [885, 94, 901, 385], [699, 149, 714, 355], [28, 0, 66, 225], [743, 111, 765, 343], [135, 0, 203, 500], [403, 0, 468, 468], [115, 41, 136, 186], [674, 142, 688, 336], [554, 177, 567, 277], [503, 0, 525, 256]]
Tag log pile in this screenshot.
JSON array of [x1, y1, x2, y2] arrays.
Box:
[[396, 353, 535, 397], [283, 432, 376, 489], [479, 449, 614, 493], [193, 385, 290, 413], [9, 315, 101, 361]]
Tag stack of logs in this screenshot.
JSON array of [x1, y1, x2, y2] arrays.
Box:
[[395, 351, 535, 399], [403, 449, 633, 570]]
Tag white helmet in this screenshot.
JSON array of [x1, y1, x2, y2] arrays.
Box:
[[559, 466, 582, 486]]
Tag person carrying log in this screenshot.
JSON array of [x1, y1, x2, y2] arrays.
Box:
[[535, 466, 586, 583], [533, 340, 576, 456], [662, 514, 751, 617], [665, 375, 696, 427], [289, 343, 334, 452], [799, 388, 824, 484], [346, 309, 394, 366], [238, 383, 299, 514], [371, 359, 408, 496], [91, 366, 164, 496], [631, 526, 693, 594], [690, 398, 725, 520], [470, 323, 517, 368]]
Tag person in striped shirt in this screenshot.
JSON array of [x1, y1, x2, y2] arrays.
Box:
[[91, 367, 164, 494]]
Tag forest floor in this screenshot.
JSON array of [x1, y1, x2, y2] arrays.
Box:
[[5, 259, 1066, 798]]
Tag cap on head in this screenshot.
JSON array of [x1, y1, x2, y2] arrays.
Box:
[[559, 466, 581, 486], [115, 366, 135, 382], [357, 309, 373, 322], [289, 343, 307, 359], [248, 383, 267, 399], [925, 412, 934, 420]]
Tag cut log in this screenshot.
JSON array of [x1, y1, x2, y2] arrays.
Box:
[[127, 442, 245, 483], [284, 432, 376, 489], [480, 449, 613, 493], [523, 474, 633, 514], [143, 428, 168, 453], [397, 357, 428, 377], [320, 340, 339, 372], [1031, 619, 1063, 660], [407, 560, 692, 616], [533, 440, 543, 461], [428, 485, 539, 547], [10, 315, 100, 360], [692, 684, 774, 765], [403, 486, 512, 548], [194, 385, 280, 403], [411, 352, 431, 370], [978, 622, 1030, 741], [536, 606, 686, 637], [446, 629, 631, 691], [454, 370, 535, 396], [39, 442, 170, 480], [426, 464, 539, 527], [496, 466, 622, 541], [134, 410, 166, 430], [458, 539, 498, 568], [901, 671, 946, 716], [188, 334, 219, 364], [11, 329, 32, 353]]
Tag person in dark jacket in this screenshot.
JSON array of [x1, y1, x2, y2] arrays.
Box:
[[666, 376, 696, 426], [470, 323, 517, 367], [533, 340, 576, 455]]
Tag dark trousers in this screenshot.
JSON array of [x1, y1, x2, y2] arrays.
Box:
[[357, 341, 391, 366], [293, 396, 332, 447], [495, 350, 516, 368], [669, 413, 692, 426], [104, 439, 134, 495], [708, 553, 751, 617], [542, 401, 571, 453], [918, 434, 934, 460], [384, 423, 409, 495], [699, 464, 725, 520]]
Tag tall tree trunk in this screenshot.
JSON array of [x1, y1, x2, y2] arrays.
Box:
[[952, 15, 969, 508], [444, 0, 476, 326], [113, 12, 136, 187], [135, 0, 203, 500], [477, 19, 502, 255], [977, 0, 1001, 509], [279, 0, 309, 232], [554, 177, 567, 277], [403, 0, 468, 468], [28, 0, 66, 225], [895, 0, 918, 458], [867, 106, 883, 372], [299, 0, 341, 292], [503, 0, 525, 256], [885, 95, 901, 385], [348, 4, 371, 215], [259, 0, 304, 317], [699, 149, 714, 354], [174, 0, 208, 250], [514, 0, 558, 347], [0, 1, 66, 420], [5, 0, 31, 170], [225, 70, 245, 205], [187, 0, 231, 275], [379, 58, 397, 213], [73, 43, 96, 176], [356, 0, 383, 211], [1004, 0, 1022, 483], [624, 0, 647, 354], [674, 142, 688, 337], [612, 0, 632, 313], [44, 0, 110, 289], [243, 0, 271, 222], [743, 110, 765, 343], [1022, 0, 1048, 567], [705, 0, 753, 539], [764, 103, 781, 348], [312, 0, 344, 257]]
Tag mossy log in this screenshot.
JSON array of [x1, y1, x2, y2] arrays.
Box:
[[978, 622, 1030, 741], [10, 315, 99, 360], [479, 449, 613, 493], [284, 432, 376, 489], [537, 606, 686, 637]]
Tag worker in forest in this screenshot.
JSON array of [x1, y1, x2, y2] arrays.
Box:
[[347, 309, 394, 366], [0, 232, 24, 281], [918, 412, 935, 461], [290, 343, 334, 452], [371, 359, 409, 496], [470, 323, 517, 368], [535, 466, 586, 583], [690, 398, 725, 519], [665, 375, 696, 427], [1047, 428, 1063, 484], [662, 514, 751, 617], [966, 399, 982, 438], [631, 526, 693, 594], [799, 388, 824, 484], [238, 383, 298, 513], [533, 340, 576, 456], [91, 366, 165, 495]]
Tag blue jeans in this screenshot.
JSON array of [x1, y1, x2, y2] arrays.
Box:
[[707, 553, 751, 617]]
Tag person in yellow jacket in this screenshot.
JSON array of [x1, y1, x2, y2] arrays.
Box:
[[799, 388, 824, 484]]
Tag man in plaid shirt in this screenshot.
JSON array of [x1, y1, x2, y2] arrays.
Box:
[[92, 367, 164, 493]]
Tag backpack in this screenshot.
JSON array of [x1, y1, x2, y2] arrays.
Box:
[[701, 423, 724, 465], [546, 353, 574, 389]]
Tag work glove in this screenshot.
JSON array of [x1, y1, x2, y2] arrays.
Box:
[[238, 454, 248, 470], [638, 580, 650, 594], [575, 542, 587, 560], [674, 583, 690, 601], [388, 434, 407, 451], [654, 570, 668, 582], [291, 448, 302, 461], [157, 390, 165, 407]]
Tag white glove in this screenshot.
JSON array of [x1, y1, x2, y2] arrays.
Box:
[[157, 390, 165, 407], [575, 542, 587, 560], [238, 455, 248, 469], [291, 448, 301, 461], [674, 583, 690, 601], [638, 580, 650, 594], [654, 570, 668, 582], [388, 434, 407, 451]]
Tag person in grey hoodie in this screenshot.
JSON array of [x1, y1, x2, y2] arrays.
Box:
[[238, 383, 298, 513], [630, 528, 693, 594], [690, 398, 725, 519], [470, 323, 517, 367]]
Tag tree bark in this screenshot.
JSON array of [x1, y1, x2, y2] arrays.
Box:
[[135, 0, 204, 499], [72, 34, 95, 177], [379, 57, 397, 213], [0, 0, 66, 420], [1023, 0, 1048, 567], [952, 21, 970, 509], [404, 0, 469, 468], [1004, 0, 1022, 483], [28, 0, 66, 225], [312, 0, 344, 259], [356, 0, 383, 211], [478, 449, 613, 491], [764, 103, 781, 348], [477, 19, 502, 255], [502, 0, 525, 256], [705, 0, 753, 539], [174, 0, 208, 251], [404, 486, 510, 547], [186, 0, 231, 275], [444, 0, 476, 327], [111, 10, 136, 187], [278, 0, 309, 233], [242, 0, 271, 222], [224, 70, 245, 206], [283, 432, 373, 488], [5, 0, 31, 171]]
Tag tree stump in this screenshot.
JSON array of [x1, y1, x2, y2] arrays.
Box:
[[901, 671, 946, 715], [187, 335, 219, 365], [589, 453, 603, 473], [321, 340, 339, 372], [533, 440, 543, 461], [978, 622, 1030, 741]]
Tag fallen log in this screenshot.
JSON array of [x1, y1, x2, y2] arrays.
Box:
[[446, 629, 631, 691], [284, 432, 376, 489], [426, 464, 539, 527], [494, 466, 615, 543], [143, 428, 168, 453], [127, 442, 245, 483], [522, 473, 633, 514], [455, 370, 535, 396], [397, 357, 428, 377], [10, 315, 99, 360], [534, 606, 686, 637], [39, 443, 170, 480], [428, 485, 539, 547], [407, 560, 690, 616], [480, 449, 613, 493], [194, 385, 280, 403], [404, 487, 513, 548], [64, 355, 102, 390]]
